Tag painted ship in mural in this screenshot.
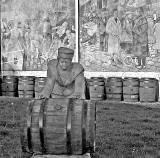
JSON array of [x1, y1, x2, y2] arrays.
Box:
[[1, 0, 76, 71], [80, 0, 160, 72]]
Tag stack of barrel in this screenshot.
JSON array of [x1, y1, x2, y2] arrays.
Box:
[[0, 75, 159, 102], [87, 77, 159, 102], [0, 76, 48, 98], [0, 76, 35, 98]]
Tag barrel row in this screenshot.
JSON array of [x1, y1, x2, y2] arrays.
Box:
[[0, 76, 159, 102], [86, 77, 159, 102], [0, 76, 46, 98]]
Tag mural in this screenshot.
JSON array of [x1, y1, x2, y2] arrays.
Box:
[[79, 0, 160, 72], [1, 0, 76, 71]]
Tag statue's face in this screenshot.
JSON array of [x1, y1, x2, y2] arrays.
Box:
[[58, 58, 72, 70]]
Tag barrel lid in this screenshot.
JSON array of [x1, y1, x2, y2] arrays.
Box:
[[90, 77, 105, 81], [140, 78, 157, 81], [2, 76, 18, 82], [3, 76, 18, 79], [107, 77, 122, 81], [123, 77, 139, 81], [88, 77, 105, 82], [35, 77, 46, 81], [89, 81, 105, 86], [19, 76, 35, 80]]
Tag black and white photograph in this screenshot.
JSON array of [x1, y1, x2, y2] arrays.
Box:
[[0, 0, 160, 158]]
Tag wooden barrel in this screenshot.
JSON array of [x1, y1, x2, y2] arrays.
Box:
[[35, 77, 46, 99], [140, 78, 159, 102], [88, 77, 105, 100], [123, 78, 139, 102], [1, 76, 18, 97], [106, 77, 123, 101], [18, 76, 35, 98], [21, 98, 91, 155]]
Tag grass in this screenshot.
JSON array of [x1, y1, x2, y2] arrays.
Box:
[[0, 97, 160, 158], [0, 97, 29, 158], [91, 101, 160, 158]]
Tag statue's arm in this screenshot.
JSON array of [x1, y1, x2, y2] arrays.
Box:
[[39, 63, 56, 98], [72, 72, 86, 99]]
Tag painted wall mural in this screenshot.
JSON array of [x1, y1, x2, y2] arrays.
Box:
[[1, 0, 160, 72], [79, 0, 160, 72], [1, 0, 76, 71]]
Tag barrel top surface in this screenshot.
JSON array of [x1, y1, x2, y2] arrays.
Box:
[[90, 77, 104, 80], [19, 76, 35, 80], [88, 81, 105, 86], [89, 78, 105, 82], [140, 78, 158, 81], [2, 76, 18, 80], [123, 77, 139, 81], [35, 77, 46, 80], [107, 77, 122, 81]]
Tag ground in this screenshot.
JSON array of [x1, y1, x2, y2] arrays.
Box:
[[0, 97, 160, 158]]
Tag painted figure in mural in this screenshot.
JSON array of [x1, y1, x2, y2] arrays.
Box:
[[1, 18, 10, 51], [147, 17, 155, 44], [5, 21, 23, 52], [1, 18, 8, 39], [63, 29, 75, 49], [98, 8, 109, 52], [1, 18, 8, 33], [82, 21, 97, 45], [30, 28, 43, 67], [2, 20, 24, 70], [39, 47, 85, 99], [56, 21, 68, 41], [121, 12, 133, 54], [153, 17, 160, 54], [23, 19, 31, 50], [106, 8, 122, 65], [42, 16, 52, 40], [132, 7, 148, 69], [41, 33, 53, 62]]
